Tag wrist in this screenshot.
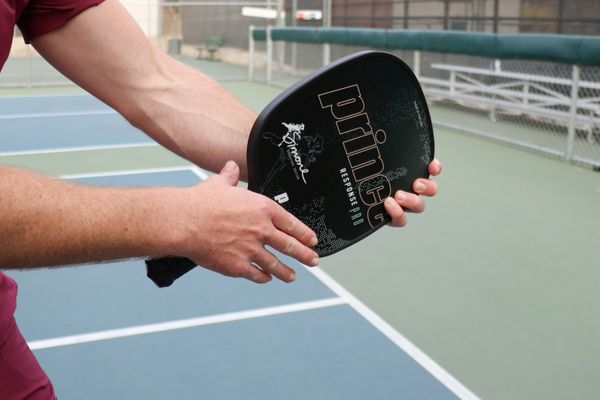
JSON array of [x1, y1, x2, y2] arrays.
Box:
[[144, 186, 199, 259]]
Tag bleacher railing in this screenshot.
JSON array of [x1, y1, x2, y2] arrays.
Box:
[[249, 27, 600, 170]]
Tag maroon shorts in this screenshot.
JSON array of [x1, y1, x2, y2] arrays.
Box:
[[0, 273, 56, 400]]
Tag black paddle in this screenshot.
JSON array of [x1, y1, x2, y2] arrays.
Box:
[[146, 51, 434, 287]]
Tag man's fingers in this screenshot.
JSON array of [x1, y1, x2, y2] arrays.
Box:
[[429, 159, 442, 176], [252, 250, 297, 283], [270, 205, 318, 247], [218, 160, 240, 186], [267, 232, 319, 267], [413, 178, 438, 197], [240, 262, 272, 284], [384, 197, 407, 227], [394, 191, 426, 213]]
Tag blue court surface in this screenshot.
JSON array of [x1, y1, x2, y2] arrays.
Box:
[[0, 94, 152, 154], [2, 93, 479, 399]]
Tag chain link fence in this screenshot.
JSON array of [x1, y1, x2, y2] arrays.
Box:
[[417, 53, 600, 168], [249, 32, 600, 170]]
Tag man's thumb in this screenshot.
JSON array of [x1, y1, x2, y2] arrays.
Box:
[[219, 160, 240, 186]]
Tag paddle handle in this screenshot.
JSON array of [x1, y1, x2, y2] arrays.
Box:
[[145, 257, 197, 288]]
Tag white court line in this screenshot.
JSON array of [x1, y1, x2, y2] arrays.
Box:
[[0, 109, 115, 120], [55, 167, 476, 397], [28, 298, 346, 351], [308, 267, 481, 400], [60, 165, 208, 181], [0, 142, 157, 157], [0, 93, 89, 100], [189, 166, 476, 398]]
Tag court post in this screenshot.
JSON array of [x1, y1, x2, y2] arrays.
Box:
[[275, 0, 285, 82], [248, 25, 255, 82], [291, 0, 298, 72], [322, 0, 332, 66], [566, 64, 580, 161], [413, 51, 421, 80], [266, 25, 273, 85]]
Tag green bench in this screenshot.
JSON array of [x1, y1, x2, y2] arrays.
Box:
[[199, 36, 224, 61]]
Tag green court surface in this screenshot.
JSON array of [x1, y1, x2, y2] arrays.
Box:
[[2, 60, 600, 400], [324, 129, 600, 400]]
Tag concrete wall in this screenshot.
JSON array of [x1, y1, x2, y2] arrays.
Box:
[[121, 0, 160, 37]]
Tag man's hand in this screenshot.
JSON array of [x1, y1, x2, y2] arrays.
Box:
[[384, 159, 442, 227], [0, 165, 317, 284], [170, 161, 319, 284]]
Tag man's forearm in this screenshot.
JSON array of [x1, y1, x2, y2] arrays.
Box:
[[31, 0, 256, 180], [122, 51, 256, 180], [0, 167, 178, 269]]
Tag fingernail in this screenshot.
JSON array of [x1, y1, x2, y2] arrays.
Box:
[[224, 160, 237, 170], [288, 272, 296, 282], [395, 191, 407, 202], [414, 181, 426, 193], [309, 236, 318, 247]]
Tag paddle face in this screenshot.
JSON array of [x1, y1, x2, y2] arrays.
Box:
[[247, 51, 434, 256], [145, 50, 434, 287]]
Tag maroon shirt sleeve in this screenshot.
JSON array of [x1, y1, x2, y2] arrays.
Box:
[[0, 0, 25, 68], [17, 0, 105, 43]]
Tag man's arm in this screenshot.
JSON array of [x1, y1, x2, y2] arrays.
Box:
[[0, 0, 318, 282], [0, 166, 175, 268], [31, 0, 254, 179], [0, 164, 318, 283], [4, 0, 437, 280]]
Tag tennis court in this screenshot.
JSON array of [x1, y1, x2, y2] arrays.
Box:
[[1, 91, 476, 400], [4, 0, 600, 394], [2, 58, 599, 399]]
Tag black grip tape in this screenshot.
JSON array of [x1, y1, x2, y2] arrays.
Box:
[[146, 257, 197, 288]]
